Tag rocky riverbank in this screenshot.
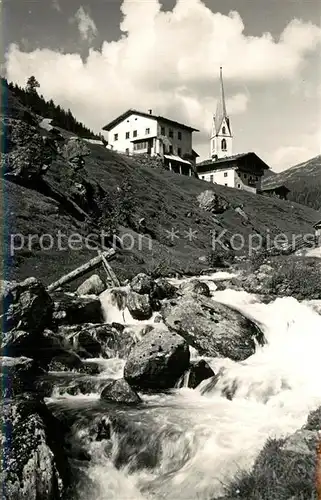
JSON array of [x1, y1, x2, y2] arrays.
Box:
[[1, 268, 321, 499]]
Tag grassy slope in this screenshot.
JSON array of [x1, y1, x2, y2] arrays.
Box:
[[2, 87, 320, 286], [262, 154, 321, 210], [4, 138, 320, 287]]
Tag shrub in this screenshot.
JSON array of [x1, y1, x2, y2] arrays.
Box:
[[223, 437, 316, 500]]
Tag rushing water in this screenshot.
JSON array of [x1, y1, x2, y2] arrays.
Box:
[[46, 273, 321, 500]]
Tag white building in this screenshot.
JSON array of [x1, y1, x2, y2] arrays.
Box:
[[198, 68, 270, 192], [102, 109, 199, 176], [198, 153, 270, 193]]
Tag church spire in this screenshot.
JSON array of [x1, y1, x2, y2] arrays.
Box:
[[215, 67, 228, 134], [210, 67, 233, 160]]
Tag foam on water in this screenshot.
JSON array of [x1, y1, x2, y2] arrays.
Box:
[[49, 277, 321, 500]]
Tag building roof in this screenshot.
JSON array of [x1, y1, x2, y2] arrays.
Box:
[[130, 135, 157, 143], [164, 154, 191, 165], [261, 183, 290, 193], [313, 220, 321, 228], [197, 152, 270, 174], [102, 109, 199, 132], [192, 149, 200, 158]]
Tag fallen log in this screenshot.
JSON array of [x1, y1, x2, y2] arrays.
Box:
[[98, 249, 120, 287], [47, 248, 116, 292]]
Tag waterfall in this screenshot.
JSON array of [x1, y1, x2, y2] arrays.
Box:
[[46, 276, 321, 500]]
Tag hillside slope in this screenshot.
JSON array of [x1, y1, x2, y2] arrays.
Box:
[[2, 85, 320, 286], [262, 155, 321, 210]]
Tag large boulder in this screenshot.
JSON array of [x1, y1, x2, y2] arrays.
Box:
[[1, 394, 70, 499], [130, 273, 154, 295], [127, 291, 152, 320], [124, 328, 190, 390], [179, 279, 210, 297], [101, 378, 142, 405], [51, 291, 103, 326], [197, 190, 229, 214], [1, 118, 58, 181], [162, 294, 265, 361], [0, 356, 45, 398], [1, 277, 53, 334], [76, 274, 106, 296], [60, 137, 90, 168]]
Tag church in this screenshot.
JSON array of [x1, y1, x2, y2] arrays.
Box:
[[197, 68, 270, 193]]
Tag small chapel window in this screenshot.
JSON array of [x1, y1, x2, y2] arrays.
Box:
[[222, 127, 226, 134], [221, 139, 227, 151]]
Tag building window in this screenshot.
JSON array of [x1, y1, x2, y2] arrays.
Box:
[[221, 138, 227, 151], [255, 176, 259, 181], [169, 129, 173, 138], [169, 145, 173, 154], [125, 132, 130, 139], [133, 141, 148, 151], [145, 128, 150, 135], [222, 126, 226, 134], [225, 183, 228, 186], [178, 131, 182, 140], [161, 126, 165, 135], [244, 173, 247, 179], [178, 147, 181, 156], [201, 176, 205, 180], [125, 148, 129, 154], [133, 130, 137, 137], [237, 184, 241, 188], [224, 172, 228, 177], [210, 175, 214, 182], [114, 133, 118, 141]]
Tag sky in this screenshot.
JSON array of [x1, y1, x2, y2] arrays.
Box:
[[2, 0, 321, 171]]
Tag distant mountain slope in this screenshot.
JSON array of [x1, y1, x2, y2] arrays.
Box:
[[262, 155, 321, 210]]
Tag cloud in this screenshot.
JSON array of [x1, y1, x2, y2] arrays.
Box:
[[5, 0, 321, 159], [73, 6, 97, 42], [52, 0, 61, 13], [270, 130, 321, 171]]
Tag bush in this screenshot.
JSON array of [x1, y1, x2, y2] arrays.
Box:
[[223, 437, 316, 500], [265, 257, 321, 299]]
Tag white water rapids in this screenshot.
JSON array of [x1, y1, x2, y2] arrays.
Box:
[[47, 273, 321, 500]]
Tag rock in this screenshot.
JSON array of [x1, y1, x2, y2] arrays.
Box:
[[76, 274, 106, 296], [127, 291, 152, 320], [48, 350, 84, 372], [1, 277, 53, 334], [51, 291, 103, 326], [197, 190, 229, 214], [0, 356, 45, 397], [130, 273, 154, 295], [152, 278, 176, 300], [59, 323, 135, 359], [101, 378, 142, 405], [124, 328, 190, 390], [162, 294, 265, 361], [2, 394, 70, 499], [61, 137, 90, 168], [179, 279, 210, 297], [1, 118, 58, 181], [187, 359, 215, 389]]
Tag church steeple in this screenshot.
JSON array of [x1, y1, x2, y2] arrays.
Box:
[[211, 67, 233, 160]]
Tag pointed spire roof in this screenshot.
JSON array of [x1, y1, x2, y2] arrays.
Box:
[[214, 67, 230, 135]]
